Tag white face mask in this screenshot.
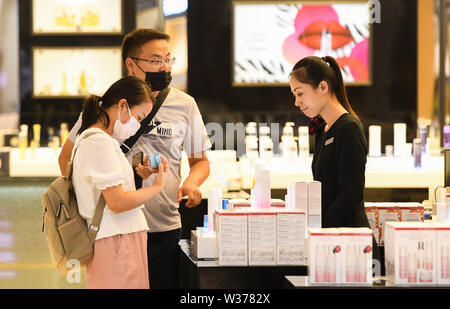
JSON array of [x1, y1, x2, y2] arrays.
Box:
[[113, 102, 141, 140]]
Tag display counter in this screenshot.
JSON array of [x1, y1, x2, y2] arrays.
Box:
[[284, 275, 450, 289], [179, 240, 307, 289], [3, 147, 443, 201]]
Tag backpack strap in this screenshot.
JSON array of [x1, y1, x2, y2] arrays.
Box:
[[67, 131, 107, 242]]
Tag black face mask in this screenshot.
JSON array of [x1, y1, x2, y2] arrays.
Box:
[[145, 71, 172, 91]]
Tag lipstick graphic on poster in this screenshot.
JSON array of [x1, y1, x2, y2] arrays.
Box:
[[233, 2, 370, 85]]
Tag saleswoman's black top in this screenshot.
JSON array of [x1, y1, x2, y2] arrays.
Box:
[[312, 113, 371, 229]]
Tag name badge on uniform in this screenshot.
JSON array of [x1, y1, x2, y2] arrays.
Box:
[[148, 121, 174, 137], [325, 137, 334, 146]]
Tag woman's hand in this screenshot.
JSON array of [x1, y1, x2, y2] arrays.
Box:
[[135, 155, 154, 180], [152, 155, 170, 188]]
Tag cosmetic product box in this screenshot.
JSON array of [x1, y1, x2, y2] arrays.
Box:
[[433, 222, 450, 285], [307, 181, 321, 229], [215, 209, 248, 266], [247, 209, 277, 266], [364, 203, 380, 245], [276, 209, 306, 265], [376, 204, 401, 246], [340, 228, 373, 285], [307, 228, 342, 285], [385, 222, 437, 285], [191, 229, 217, 260]]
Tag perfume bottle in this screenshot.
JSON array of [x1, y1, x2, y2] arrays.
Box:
[[32, 124, 41, 147], [18, 124, 28, 160], [60, 123, 69, 146]]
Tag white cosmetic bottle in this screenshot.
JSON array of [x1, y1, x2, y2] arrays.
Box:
[[315, 244, 326, 283], [326, 245, 336, 283], [346, 245, 356, 283], [399, 246, 407, 279], [408, 252, 417, 283], [442, 246, 449, 279]]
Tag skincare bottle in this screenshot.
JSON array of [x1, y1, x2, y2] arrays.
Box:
[[436, 187, 447, 222], [413, 138, 421, 168], [399, 246, 407, 279], [408, 252, 417, 283], [442, 246, 449, 279], [60, 123, 69, 146], [298, 126, 309, 167], [32, 124, 41, 147], [280, 122, 297, 163], [368, 125, 382, 157], [245, 122, 259, 160], [346, 245, 356, 283], [315, 244, 326, 283], [426, 241, 433, 271], [418, 241, 424, 270], [357, 245, 367, 283], [326, 245, 336, 283], [258, 125, 273, 163]]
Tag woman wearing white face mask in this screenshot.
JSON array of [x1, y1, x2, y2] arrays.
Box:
[[71, 76, 170, 289]]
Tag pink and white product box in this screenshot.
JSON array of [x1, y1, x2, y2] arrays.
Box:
[[215, 209, 248, 266], [307, 228, 373, 285], [340, 228, 373, 285], [307, 228, 342, 285], [276, 210, 306, 265], [247, 209, 277, 265], [385, 222, 448, 286], [435, 223, 450, 285], [307, 182, 321, 229]]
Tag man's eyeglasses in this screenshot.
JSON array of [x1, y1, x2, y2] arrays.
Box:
[[131, 57, 176, 69]]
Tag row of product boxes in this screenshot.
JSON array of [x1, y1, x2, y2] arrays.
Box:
[[385, 221, 450, 286], [215, 208, 306, 266], [364, 202, 424, 246]]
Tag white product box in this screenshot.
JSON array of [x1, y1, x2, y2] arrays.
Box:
[[215, 209, 248, 266], [307, 181, 321, 229], [377, 204, 401, 246], [364, 203, 380, 245], [434, 222, 450, 285], [276, 210, 306, 265], [398, 203, 424, 222], [340, 228, 373, 285], [308, 228, 342, 285], [385, 222, 437, 285], [191, 230, 217, 260], [293, 182, 308, 212], [247, 209, 277, 265]]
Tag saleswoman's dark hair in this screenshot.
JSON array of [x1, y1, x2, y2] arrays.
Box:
[[290, 56, 358, 119], [78, 76, 154, 135]]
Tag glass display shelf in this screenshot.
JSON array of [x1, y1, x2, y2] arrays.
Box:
[[32, 0, 122, 34], [32, 47, 122, 98]]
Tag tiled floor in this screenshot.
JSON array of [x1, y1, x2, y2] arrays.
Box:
[[0, 178, 87, 289]]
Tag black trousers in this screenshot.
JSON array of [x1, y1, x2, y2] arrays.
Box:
[[147, 228, 181, 289]]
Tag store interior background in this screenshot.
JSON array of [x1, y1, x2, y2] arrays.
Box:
[[0, 0, 447, 288], [0, 0, 441, 150]]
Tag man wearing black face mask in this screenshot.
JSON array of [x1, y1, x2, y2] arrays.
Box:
[[59, 29, 212, 289]]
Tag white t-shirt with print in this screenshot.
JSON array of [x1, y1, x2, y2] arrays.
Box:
[[71, 128, 148, 240], [68, 87, 212, 233]]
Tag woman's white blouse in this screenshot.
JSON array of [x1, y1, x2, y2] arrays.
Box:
[[72, 128, 148, 240]]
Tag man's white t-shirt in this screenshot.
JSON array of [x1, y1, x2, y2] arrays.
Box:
[[68, 87, 211, 233], [72, 128, 148, 240]]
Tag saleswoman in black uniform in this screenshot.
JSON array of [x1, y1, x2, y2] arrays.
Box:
[[289, 56, 381, 264]]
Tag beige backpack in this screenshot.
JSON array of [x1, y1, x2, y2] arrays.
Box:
[[42, 132, 106, 274]]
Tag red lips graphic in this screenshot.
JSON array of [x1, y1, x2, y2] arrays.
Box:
[[333, 245, 341, 253], [298, 21, 353, 50], [363, 245, 372, 254]]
